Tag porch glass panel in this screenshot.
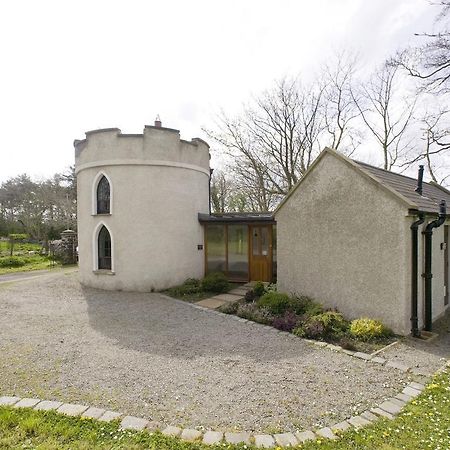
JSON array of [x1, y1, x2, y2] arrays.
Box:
[[206, 224, 226, 273], [227, 224, 248, 280]]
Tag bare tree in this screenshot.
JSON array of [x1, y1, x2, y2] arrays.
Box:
[[352, 62, 417, 170], [396, 1, 450, 94]]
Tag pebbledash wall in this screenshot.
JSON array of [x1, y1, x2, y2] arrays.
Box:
[[74, 124, 210, 292]]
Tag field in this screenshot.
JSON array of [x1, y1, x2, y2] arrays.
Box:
[[0, 240, 59, 275]]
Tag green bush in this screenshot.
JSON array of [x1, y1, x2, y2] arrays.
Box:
[[200, 272, 229, 293], [257, 292, 291, 315], [0, 256, 26, 268], [219, 301, 240, 314], [184, 278, 200, 287], [312, 311, 349, 335], [349, 317, 392, 341], [236, 303, 273, 324], [288, 295, 319, 315], [253, 281, 266, 297]]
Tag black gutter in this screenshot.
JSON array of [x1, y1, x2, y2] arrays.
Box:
[[411, 213, 424, 337], [422, 200, 447, 331], [208, 168, 214, 214]]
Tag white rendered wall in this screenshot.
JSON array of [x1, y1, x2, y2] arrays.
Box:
[[75, 126, 210, 291]]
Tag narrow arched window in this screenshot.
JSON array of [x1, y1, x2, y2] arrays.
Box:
[[98, 226, 112, 270], [97, 176, 110, 214]]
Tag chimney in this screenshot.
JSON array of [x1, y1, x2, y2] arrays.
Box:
[[154, 115, 162, 128], [415, 165, 424, 196]]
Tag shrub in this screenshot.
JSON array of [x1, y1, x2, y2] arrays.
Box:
[[253, 281, 266, 297], [294, 318, 325, 339], [288, 295, 316, 315], [236, 303, 273, 324], [184, 278, 200, 287], [219, 301, 240, 314], [312, 311, 349, 335], [0, 256, 26, 268], [257, 292, 291, 315], [349, 318, 392, 341], [244, 290, 256, 303], [272, 310, 301, 332], [304, 301, 324, 317], [339, 337, 357, 351], [200, 272, 229, 293]]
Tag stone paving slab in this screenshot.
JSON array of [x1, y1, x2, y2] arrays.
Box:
[[371, 357, 386, 365], [379, 400, 403, 415], [162, 425, 182, 437], [146, 420, 163, 431], [14, 398, 41, 409], [180, 428, 202, 442], [0, 396, 20, 406], [228, 288, 249, 296], [353, 352, 372, 360], [34, 400, 63, 411], [98, 410, 122, 422], [224, 432, 251, 445], [361, 410, 378, 422], [211, 293, 244, 303], [395, 393, 412, 403], [57, 403, 89, 416], [295, 430, 317, 442], [120, 416, 149, 430], [332, 420, 351, 431], [402, 386, 421, 397], [202, 431, 223, 445], [389, 397, 406, 408], [195, 298, 226, 309], [316, 427, 337, 439], [409, 381, 425, 391], [274, 432, 298, 446], [254, 434, 276, 448], [82, 406, 106, 419], [371, 407, 394, 420], [348, 415, 372, 428]]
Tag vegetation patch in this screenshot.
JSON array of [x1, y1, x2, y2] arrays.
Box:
[[220, 284, 395, 352], [163, 272, 234, 302]]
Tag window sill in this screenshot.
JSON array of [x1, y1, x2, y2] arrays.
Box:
[[92, 213, 111, 216], [93, 270, 115, 275]]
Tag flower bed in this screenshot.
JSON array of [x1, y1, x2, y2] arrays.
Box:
[[219, 282, 396, 353]]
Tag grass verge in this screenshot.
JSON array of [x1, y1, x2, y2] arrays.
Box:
[[0, 368, 448, 449]]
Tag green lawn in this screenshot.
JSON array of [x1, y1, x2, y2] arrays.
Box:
[[0, 368, 448, 449], [0, 241, 60, 275]]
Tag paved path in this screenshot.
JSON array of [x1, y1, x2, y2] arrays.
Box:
[[0, 271, 434, 433]]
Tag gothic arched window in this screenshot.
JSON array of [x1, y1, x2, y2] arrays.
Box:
[[98, 226, 112, 270], [96, 176, 110, 214]]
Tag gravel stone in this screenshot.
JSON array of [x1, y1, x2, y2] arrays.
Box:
[[273, 432, 298, 446], [57, 403, 89, 416], [371, 357, 386, 365], [120, 415, 149, 430], [82, 407, 106, 419], [254, 434, 276, 448], [34, 400, 63, 411], [225, 432, 251, 444], [295, 430, 317, 442], [202, 431, 223, 445], [0, 396, 20, 406], [386, 361, 411, 372], [14, 398, 41, 408], [0, 272, 416, 433], [180, 428, 202, 442]]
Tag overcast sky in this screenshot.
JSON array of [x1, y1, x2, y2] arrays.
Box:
[[0, 0, 440, 182]]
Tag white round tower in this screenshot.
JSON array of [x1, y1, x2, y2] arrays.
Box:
[[74, 120, 210, 291]]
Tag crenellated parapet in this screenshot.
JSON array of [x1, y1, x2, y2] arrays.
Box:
[[74, 122, 210, 176]]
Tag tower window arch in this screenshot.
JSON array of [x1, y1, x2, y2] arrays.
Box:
[[96, 175, 110, 214], [98, 225, 112, 270]]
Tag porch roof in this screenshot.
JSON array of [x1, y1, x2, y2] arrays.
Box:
[[198, 212, 275, 223]]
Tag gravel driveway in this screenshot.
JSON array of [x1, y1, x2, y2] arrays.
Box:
[[0, 270, 417, 432]]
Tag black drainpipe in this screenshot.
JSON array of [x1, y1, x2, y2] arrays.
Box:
[[411, 213, 425, 337], [422, 200, 447, 331], [208, 168, 214, 214]]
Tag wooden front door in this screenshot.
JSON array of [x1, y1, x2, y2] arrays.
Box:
[[445, 225, 449, 306], [250, 225, 272, 282]]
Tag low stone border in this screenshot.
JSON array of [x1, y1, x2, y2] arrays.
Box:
[[2, 370, 448, 448]]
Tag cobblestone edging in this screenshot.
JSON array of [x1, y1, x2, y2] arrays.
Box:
[[0, 379, 433, 447], [2, 355, 448, 448]]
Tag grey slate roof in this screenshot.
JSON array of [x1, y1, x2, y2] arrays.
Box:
[[355, 161, 450, 214], [198, 212, 274, 223]]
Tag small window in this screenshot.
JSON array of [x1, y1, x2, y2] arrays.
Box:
[[98, 226, 112, 270], [97, 176, 110, 214]]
